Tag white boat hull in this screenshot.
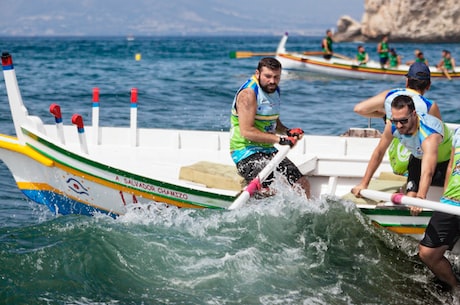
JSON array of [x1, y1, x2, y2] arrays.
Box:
[[2, 52, 460, 243], [275, 33, 460, 81]]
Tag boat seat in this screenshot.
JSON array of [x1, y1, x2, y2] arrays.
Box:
[[179, 161, 244, 191], [342, 172, 407, 205], [179, 154, 318, 191]]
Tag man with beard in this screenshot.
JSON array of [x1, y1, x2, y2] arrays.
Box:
[[352, 95, 452, 216], [230, 57, 310, 198]]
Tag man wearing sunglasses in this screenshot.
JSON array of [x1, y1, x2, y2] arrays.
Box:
[[353, 62, 442, 176], [351, 94, 452, 211]]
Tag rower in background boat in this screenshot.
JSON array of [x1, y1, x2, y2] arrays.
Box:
[[377, 34, 390, 69], [405, 49, 421, 65], [415, 51, 429, 66], [436, 50, 456, 80], [406, 49, 429, 66], [321, 29, 334, 60], [355, 45, 369, 66], [388, 48, 401, 68]]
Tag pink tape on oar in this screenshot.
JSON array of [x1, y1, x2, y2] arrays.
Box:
[[245, 178, 261, 196], [391, 193, 404, 204]]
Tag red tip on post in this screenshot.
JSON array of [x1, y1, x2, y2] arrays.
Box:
[[93, 87, 99, 102], [71, 114, 85, 129], [1, 52, 12, 67], [131, 88, 138, 103], [49, 103, 62, 119]]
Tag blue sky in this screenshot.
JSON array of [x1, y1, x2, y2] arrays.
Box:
[[0, 0, 364, 36]]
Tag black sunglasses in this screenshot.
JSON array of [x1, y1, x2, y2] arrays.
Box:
[[390, 114, 412, 125]]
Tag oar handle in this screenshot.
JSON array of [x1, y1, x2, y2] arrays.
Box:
[[360, 189, 460, 216], [228, 145, 291, 210]]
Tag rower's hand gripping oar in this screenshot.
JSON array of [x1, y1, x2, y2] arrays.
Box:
[[228, 145, 291, 210], [360, 189, 460, 216]]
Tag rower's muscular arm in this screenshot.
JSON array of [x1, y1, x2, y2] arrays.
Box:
[[428, 103, 442, 120], [354, 90, 389, 118], [236, 88, 280, 144], [352, 123, 393, 197]]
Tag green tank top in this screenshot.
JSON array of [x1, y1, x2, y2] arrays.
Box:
[[379, 41, 389, 58], [230, 76, 280, 163], [389, 54, 398, 67], [388, 138, 410, 176], [356, 52, 367, 63], [444, 58, 453, 70], [389, 119, 452, 176], [322, 37, 333, 53], [441, 128, 460, 205]]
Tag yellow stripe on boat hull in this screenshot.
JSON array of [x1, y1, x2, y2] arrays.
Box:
[[0, 135, 54, 167]]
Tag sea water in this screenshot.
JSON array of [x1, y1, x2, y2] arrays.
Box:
[[0, 35, 459, 304]]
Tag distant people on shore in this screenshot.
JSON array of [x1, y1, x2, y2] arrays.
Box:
[[437, 50, 456, 80], [355, 45, 369, 65], [322, 30, 334, 60], [388, 48, 401, 68], [377, 35, 390, 68]]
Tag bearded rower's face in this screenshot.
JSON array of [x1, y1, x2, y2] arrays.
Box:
[[256, 66, 281, 94]]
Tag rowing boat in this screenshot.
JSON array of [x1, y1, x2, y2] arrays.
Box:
[[275, 33, 460, 80], [1, 52, 459, 242]]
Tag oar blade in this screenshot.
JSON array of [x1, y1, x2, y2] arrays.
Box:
[[229, 51, 252, 59], [229, 51, 276, 59]]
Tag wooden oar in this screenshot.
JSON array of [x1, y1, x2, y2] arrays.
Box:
[[332, 53, 354, 61], [229, 51, 277, 59], [228, 145, 291, 210], [303, 51, 325, 56], [302, 51, 354, 61], [360, 189, 460, 216]]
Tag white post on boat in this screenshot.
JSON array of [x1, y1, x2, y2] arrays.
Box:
[[92, 87, 101, 145], [1, 52, 30, 144], [130, 88, 138, 147], [71, 114, 89, 154], [275, 32, 289, 54], [49, 103, 65, 144]]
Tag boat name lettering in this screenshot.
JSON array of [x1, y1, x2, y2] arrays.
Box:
[[123, 178, 156, 191], [158, 187, 188, 200]]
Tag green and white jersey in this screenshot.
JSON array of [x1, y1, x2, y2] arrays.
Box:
[[441, 128, 460, 206], [230, 75, 280, 164]]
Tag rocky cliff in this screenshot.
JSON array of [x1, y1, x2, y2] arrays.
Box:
[[334, 0, 460, 42]]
